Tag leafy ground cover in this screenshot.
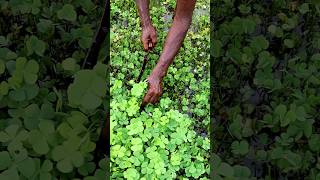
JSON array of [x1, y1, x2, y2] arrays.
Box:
[[213, 0, 320, 179], [110, 0, 210, 179], [0, 0, 107, 179]]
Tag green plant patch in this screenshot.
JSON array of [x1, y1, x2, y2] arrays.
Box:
[[111, 0, 210, 179], [0, 0, 107, 179], [213, 0, 320, 179]]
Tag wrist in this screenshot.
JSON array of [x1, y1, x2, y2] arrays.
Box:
[[151, 64, 168, 80], [141, 18, 152, 29]]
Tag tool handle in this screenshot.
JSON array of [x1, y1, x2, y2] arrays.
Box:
[[136, 39, 152, 83], [136, 54, 148, 83]]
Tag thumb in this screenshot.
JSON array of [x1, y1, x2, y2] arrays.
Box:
[[151, 34, 157, 46], [143, 40, 149, 51]]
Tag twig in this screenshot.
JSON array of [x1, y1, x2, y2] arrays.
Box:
[[136, 53, 149, 83], [82, 0, 109, 69]]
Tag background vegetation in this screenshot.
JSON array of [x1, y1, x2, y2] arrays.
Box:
[[212, 0, 320, 179], [110, 0, 210, 179], [0, 0, 107, 179]]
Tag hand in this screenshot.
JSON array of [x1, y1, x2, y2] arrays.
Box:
[[142, 75, 162, 105], [141, 25, 157, 51]]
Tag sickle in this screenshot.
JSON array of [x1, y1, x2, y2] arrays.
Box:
[[137, 41, 153, 112]]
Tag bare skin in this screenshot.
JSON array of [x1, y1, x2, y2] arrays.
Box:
[[136, 0, 196, 105]]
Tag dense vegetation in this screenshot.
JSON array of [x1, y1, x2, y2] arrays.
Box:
[[213, 0, 320, 179], [0, 0, 107, 179], [110, 0, 210, 179]]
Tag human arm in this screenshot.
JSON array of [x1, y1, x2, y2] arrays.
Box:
[[135, 0, 157, 51], [143, 0, 196, 104]]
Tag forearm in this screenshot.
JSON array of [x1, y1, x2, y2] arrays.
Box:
[[151, 17, 192, 79], [151, 0, 196, 80], [135, 0, 152, 28]]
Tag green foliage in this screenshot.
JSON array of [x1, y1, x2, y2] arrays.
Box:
[[111, 0, 209, 179], [213, 0, 320, 179], [67, 64, 106, 111], [26, 35, 46, 56], [57, 4, 77, 22], [0, 0, 107, 179]]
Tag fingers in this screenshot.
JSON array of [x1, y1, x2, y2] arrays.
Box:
[[142, 36, 156, 51], [144, 96, 157, 105], [143, 90, 161, 105], [149, 33, 157, 50], [141, 25, 157, 51], [143, 91, 152, 105], [142, 39, 153, 51], [150, 96, 159, 104], [151, 33, 157, 47], [148, 42, 153, 50], [141, 101, 146, 108], [150, 85, 161, 104], [143, 40, 149, 51]]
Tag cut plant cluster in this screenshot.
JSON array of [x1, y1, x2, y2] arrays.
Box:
[[110, 0, 210, 179], [0, 0, 107, 179], [213, 0, 320, 179]]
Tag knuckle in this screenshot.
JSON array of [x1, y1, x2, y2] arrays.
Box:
[[141, 36, 147, 41]]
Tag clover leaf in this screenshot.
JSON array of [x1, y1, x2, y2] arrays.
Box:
[[127, 120, 144, 135], [16, 157, 36, 178], [233, 165, 251, 179], [111, 145, 127, 158], [299, 3, 310, 14], [0, 151, 11, 171], [124, 168, 140, 180], [131, 137, 143, 152], [131, 82, 147, 97], [57, 111, 88, 139], [309, 134, 320, 152], [284, 39, 295, 48], [28, 120, 55, 155], [8, 84, 39, 102], [250, 36, 269, 53], [170, 152, 181, 166], [51, 137, 84, 173], [0, 168, 19, 180], [30, 159, 53, 180], [0, 124, 28, 147], [257, 51, 275, 69], [8, 57, 39, 85], [68, 66, 106, 111], [231, 140, 249, 155], [126, 97, 140, 116], [62, 58, 78, 72], [26, 36, 46, 56], [23, 103, 55, 130], [57, 4, 77, 21], [216, 162, 234, 178]]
